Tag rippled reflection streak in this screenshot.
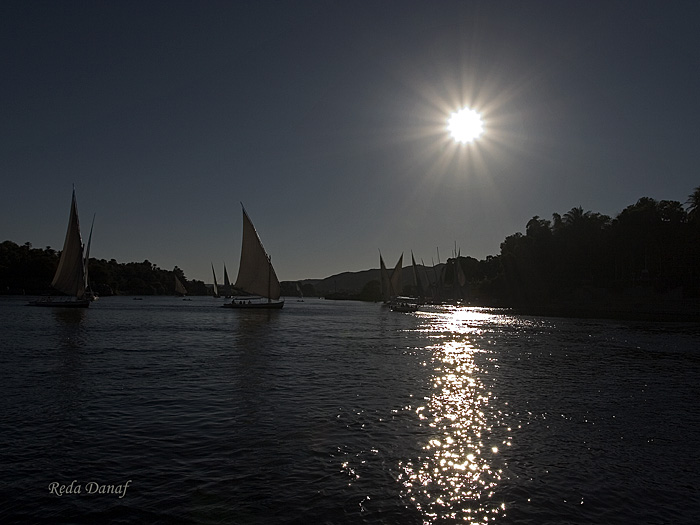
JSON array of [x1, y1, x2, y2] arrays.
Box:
[[399, 308, 506, 522]]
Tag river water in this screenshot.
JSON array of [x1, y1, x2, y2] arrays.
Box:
[[1, 296, 699, 524]]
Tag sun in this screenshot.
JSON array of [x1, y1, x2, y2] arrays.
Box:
[[447, 108, 484, 144]]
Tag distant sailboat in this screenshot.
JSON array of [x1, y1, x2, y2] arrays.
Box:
[[389, 253, 421, 313], [390, 254, 403, 299], [379, 252, 403, 304], [411, 251, 424, 300], [223, 264, 232, 298], [390, 296, 419, 313], [296, 282, 304, 302], [29, 188, 92, 308], [84, 213, 97, 300], [211, 263, 220, 298], [380, 253, 391, 303], [223, 204, 284, 309], [174, 275, 187, 297]]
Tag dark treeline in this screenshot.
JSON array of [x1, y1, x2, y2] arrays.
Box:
[[312, 187, 700, 314], [453, 186, 700, 317], [0, 245, 207, 296], [3, 187, 700, 311]]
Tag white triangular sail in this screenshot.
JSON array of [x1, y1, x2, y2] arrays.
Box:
[[390, 254, 403, 298], [174, 275, 187, 296], [380, 253, 391, 302], [51, 189, 87, 299], [84, 213, 95, 297], [223, 264, 231, 297], [211, 263, 219, 297], [411, 251, 424, 298], [233, 204, 281, 300]]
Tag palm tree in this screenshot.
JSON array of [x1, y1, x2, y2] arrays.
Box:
[[687, 185, 700, 223], [563, 206, 588, 226]]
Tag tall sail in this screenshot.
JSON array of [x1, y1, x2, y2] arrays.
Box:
[[174, 275, 187, 296], [223, 264, 231, 297], [233, 204, 281, 300], [411, 251, 424, 298], [389, 254, 403, 298], [421, 258, 437, 302], [431, 258, 442, 303], [380, 253, 391, 302], [84, 213, 95, 298], [211, 263, 220, 297], [51, 189, 86, 299]]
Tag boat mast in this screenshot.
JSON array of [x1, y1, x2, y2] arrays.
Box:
[[267, 255, 272, 303]]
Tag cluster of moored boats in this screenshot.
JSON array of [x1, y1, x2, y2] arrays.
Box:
[[380, 249, 472, 313]]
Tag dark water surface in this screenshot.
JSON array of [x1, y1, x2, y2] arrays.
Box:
[[1, 296, 699, 524]]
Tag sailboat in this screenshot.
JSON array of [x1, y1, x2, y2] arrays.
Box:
[[390, 253, 420, 313], [380, 253, 391, 303], [379, 252, 403, 304], [222, 264, 232, 298], [84, 213, 97, 300], [390, 254, 403, 299], [223, 204, 284, 309], [411, 251, 424, 300], [29, 188, 92, 308], [211, 263, 220, 298], [174, 275, 188, 297]]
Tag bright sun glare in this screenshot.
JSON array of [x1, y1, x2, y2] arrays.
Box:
[[448, 108, 484, 144]]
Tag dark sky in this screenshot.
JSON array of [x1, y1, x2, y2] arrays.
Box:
[[2, 0, 699, 282]]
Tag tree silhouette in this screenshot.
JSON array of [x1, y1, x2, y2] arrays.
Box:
[[687, 185, 700, 223]]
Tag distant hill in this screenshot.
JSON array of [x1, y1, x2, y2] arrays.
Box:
[[281, 263, 447, 298], [313, 269, 379, 296]]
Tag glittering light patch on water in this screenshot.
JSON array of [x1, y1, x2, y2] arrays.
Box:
[[398, 307, 510, 522]]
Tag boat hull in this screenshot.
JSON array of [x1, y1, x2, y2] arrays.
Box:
[[222, 298, 284, 309], [391, 304, 419, 313], [390, 296, 420, 313]]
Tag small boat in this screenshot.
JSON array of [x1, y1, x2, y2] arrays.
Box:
[[29, 188, 92, 308], [390, 296, 420, 313], [223, 204, 284, 309]]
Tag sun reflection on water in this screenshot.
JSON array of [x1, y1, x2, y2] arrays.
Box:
[[398, 307, 510, 522]]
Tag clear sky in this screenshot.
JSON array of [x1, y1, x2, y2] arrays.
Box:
[[2, 0, 699, 283]]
